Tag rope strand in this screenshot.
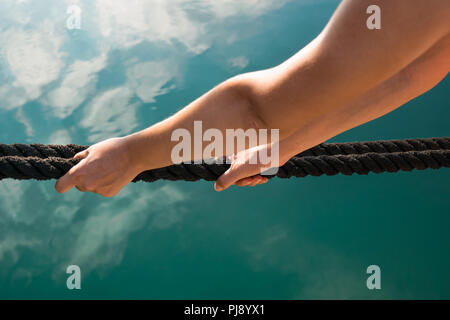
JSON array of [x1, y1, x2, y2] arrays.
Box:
[[0, 137, 449, 182]]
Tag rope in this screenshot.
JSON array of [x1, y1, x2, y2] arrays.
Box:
[[0, 137, 449, 182]]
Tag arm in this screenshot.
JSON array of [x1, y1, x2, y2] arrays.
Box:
[[216, 34, 450, 190], [56, 0, 450, 196], [243, 0, 449, 133]]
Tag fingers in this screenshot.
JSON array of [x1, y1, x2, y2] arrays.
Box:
[[55, 142, 128, 198], [76, 186, 88, 192], [65, 180, 119, 198], [215, 165, 247, 192], [235, 176, 256, 187], [73, 149, 89, 160], [244, 176, 268, 187], [215, 164, 268, 191], [235, 175, 267, 187], [251, 176, 268, 186], [97, 188, 120, 198], [55, 164, 80, 194]]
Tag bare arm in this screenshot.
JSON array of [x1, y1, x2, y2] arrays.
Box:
[[55, 0, 450, 196], [243, 0, 449, 133], [215, 33, 450, 190]]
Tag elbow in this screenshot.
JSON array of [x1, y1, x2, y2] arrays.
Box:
[[225, 68, 286, 132], [222, 72, 273, 132]]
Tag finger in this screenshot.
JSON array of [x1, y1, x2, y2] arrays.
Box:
[[76, 186, 87, 192], [96, 186, 120, 198], [235, 175, 261, 187], [256, 176, 268, 184], [248, 180, 260, 187], [73, 149, 89, 160], [247, 176, 268, 187], [55, 168, 78, 194], [235, 178, 253, 187], [55, 160, 84, 194], [235, 176, 256, 186], [215, 164, 257, 192]]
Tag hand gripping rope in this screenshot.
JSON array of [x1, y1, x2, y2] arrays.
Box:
[[0, 137, 449, 182]]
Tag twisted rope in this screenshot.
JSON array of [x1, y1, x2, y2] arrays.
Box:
[[0, 137, 449, 182]]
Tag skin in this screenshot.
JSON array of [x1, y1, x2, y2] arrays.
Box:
[[55, 0, 450, 197]]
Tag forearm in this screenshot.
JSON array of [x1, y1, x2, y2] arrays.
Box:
[[279, 34, 450, 163], [124, 77, 261, 170], [125, 0, 449, 171], [55, 0, 450, 196]]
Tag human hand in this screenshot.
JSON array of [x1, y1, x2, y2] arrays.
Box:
[[214, 144, 282, 192], [55, 137, 144, 197]]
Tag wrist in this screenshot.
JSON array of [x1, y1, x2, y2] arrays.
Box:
[[122, 132, 152, 173], [122, 123, 176, 172]]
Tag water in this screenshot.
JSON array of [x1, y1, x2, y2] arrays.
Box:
[[0, 0, 449, 299]]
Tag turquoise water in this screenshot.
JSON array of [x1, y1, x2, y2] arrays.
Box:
[[0, 0, 449, 299]]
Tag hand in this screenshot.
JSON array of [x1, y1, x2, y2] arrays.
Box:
[[55, 137, 144, 197], [214, 144, 282, 192]]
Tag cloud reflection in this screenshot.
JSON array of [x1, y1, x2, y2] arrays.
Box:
[[43, 55, 107, 119], [0, 180, 187, 279], [0, 0, 292, 282], [0, 20, 64, 110]]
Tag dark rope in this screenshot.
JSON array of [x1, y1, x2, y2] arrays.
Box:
[[0, 137, 449, 182]]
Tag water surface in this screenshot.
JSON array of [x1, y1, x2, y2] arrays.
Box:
[[0, 0, 449, 299]]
